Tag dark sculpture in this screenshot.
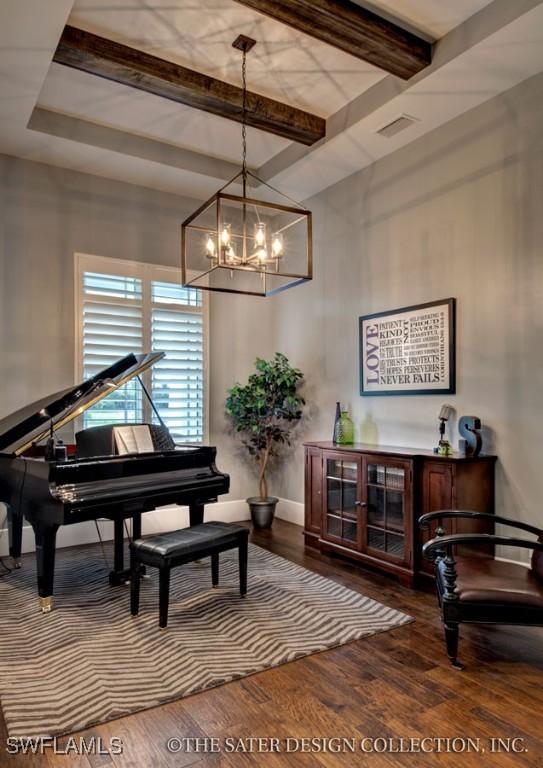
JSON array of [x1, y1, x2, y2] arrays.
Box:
[[458, 415, 482, 456]]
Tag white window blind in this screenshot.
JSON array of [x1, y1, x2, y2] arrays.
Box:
[[151, 284, 204, 442], [82, 271, 144, 427], [76, 256, 207, 443]]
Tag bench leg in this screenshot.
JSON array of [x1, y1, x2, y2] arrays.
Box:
[[130, 551, 140, 616], [132, 512, 142, 541], [239, 538, 248, 597], [211, 553, 219, 587], [159, 566, 171, 629]]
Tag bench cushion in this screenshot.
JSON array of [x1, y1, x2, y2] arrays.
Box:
[[131, 521, 248, 563]]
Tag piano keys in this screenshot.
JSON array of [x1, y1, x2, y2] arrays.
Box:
[[0, 353, 229, 612]]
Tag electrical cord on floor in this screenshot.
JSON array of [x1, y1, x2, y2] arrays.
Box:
[[94, 520, 110, 570], [94, 518, 133, 570]]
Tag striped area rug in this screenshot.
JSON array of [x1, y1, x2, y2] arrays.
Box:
[[0, 540, 412, 738]]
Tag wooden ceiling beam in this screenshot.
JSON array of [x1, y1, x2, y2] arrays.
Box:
[[53, 26, 326, 146], [232, 0, 432, 79]]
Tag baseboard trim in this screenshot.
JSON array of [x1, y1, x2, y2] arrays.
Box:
[[275, 498, 304, 526], [4, 499, 527, 569], [0, 499, 251, 557], [495, 555, 529, 568]]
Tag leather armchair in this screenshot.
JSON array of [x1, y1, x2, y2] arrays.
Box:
[[419, 510, 543, 668]]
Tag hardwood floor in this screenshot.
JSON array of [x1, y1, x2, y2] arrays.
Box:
[[2, 519, 543, 767]]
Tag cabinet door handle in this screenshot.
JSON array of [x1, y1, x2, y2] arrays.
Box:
[[355, 501, 367, 507]]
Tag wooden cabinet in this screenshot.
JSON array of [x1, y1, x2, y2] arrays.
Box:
[[304, 442, 496, 587]]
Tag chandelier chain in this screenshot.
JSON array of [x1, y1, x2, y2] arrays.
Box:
[[242, 49, 247, 184]]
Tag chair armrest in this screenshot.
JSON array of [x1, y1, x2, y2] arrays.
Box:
[[418, 510, 542, 537], [423, 533, 543, 561]]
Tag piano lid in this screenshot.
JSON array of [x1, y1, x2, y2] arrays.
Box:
[[0, 352, 165, 455]]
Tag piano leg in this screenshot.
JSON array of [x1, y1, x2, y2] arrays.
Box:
[[189, 503, 204, 527], [109, 515, 145, 586], [7, 506, 23, 568], [109, 518, 128, 586], [32, 522, 59, 613], [132, 512, 142, 540]]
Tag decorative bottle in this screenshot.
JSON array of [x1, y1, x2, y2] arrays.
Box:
[[334, 406, 354, 445]]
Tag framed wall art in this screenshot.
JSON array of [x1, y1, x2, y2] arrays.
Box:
[[359, 298, 456, 396]]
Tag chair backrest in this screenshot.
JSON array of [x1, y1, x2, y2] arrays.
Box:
[[75, 423, 175, 458], [532, 534, 543, 582]]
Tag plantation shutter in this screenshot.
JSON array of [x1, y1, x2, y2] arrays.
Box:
[[81, 272, 143, 428], [151, 281, 204, 443], [78, 262, 206, 443]]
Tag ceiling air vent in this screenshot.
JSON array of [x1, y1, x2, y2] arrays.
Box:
[[377, 114, 418, 138]]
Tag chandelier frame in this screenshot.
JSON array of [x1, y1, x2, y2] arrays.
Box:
[[181, 36, 313, 298]]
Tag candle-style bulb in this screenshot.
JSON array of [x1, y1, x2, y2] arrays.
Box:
[[226, 245, 237, 265], [272, 234, 284, 257], [255, 223, 266, 247], [205, 234, 216, 258], [220, 224, 231, 247]]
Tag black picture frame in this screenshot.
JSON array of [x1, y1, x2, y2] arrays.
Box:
[[359, 298, 456, 397]]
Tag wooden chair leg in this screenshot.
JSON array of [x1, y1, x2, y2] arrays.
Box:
[[130, 551, 140, 617], [239, 538, 248, 597], [159, 566, 171, 629], [211, 553, 219, 587], [444, 622, 463, 669]]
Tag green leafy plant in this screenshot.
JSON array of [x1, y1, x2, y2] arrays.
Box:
[[226, 353, 305, 500]]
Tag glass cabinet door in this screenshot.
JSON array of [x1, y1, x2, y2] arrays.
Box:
[[323, 456, 360, 549], [365, 460, 409, 561]]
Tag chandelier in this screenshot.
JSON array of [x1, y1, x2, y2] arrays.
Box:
[[181, 35, 312, 297]]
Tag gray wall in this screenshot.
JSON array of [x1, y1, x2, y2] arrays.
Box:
[[272, 72, 543, 561], [1, 70, 542, 563], [0, 157, 276, 501]]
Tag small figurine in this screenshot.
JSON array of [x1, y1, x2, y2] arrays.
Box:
[[435, 404, 454, 456], [458, 415, 482, 456]]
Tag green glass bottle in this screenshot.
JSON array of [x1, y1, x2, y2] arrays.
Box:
[[334, 408, 354, 445]]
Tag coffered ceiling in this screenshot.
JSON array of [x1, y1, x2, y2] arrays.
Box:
[[1, 0, 542, 202]]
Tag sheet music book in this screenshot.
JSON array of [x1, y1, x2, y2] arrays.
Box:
[[113, 425, 154, 455]]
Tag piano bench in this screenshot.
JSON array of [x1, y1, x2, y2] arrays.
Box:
[[129, 522, 249, 628]]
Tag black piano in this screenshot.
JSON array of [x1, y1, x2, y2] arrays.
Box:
[[0, 352, 229, 612]]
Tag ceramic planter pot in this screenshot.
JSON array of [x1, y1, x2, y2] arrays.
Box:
[[247, 497, 278, 529]]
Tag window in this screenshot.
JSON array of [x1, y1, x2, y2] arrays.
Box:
[[75, 254, 207, 443]]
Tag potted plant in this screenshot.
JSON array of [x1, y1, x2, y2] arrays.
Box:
[[226, 353, 305, 529]]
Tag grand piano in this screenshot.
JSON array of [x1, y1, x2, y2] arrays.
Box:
[[0, 352, 229, 612]]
